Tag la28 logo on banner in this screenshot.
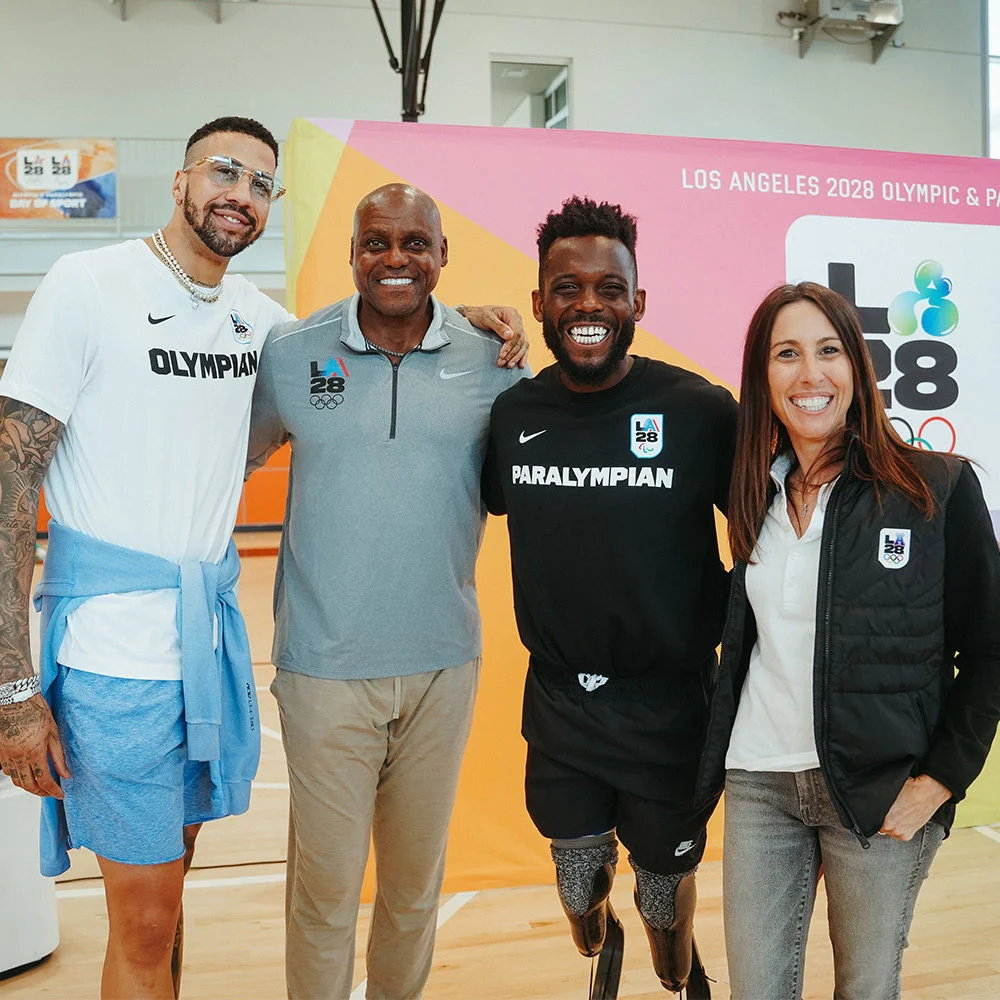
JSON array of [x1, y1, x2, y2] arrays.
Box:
[[828, 261, 957, 453]]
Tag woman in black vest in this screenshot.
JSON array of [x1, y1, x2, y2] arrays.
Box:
[[695, 281, 1000, 999]]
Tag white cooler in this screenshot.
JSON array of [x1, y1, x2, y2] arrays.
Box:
[[0, 773, 59, 974]]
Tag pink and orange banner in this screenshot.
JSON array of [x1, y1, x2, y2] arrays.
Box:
[[245, 120, 1000, 891], [276, 118, 999, 523]]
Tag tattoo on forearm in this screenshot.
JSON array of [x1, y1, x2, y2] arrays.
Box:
[[0, 696, 49, 742], [0, 398, 62, 683]]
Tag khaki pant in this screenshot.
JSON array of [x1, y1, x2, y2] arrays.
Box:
[[273, 659, 481, 1000]]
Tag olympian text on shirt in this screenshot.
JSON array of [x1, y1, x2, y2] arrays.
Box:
[[148, 348, 259, 379], [510, 464, 674, 489]]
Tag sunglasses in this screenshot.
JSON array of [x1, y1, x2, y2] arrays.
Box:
[[182, 155, 286, 203]]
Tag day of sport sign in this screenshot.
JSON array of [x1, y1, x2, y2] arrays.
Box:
[[0, 138, 116, 219]]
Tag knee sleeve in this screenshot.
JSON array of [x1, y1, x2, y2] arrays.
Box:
[[629, 856, 696, 930], [550, 832, 618, 916]]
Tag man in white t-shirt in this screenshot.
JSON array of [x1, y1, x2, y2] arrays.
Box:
[[0, 116, 527, 1000], [0, 115, 290, 1000]]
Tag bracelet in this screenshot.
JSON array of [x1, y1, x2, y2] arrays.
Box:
[[0, 675, 41, 706]]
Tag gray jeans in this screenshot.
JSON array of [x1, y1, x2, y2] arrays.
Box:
[[723, 768, 944, 1000]]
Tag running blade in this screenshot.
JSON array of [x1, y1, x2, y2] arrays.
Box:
[[589, 901, 624, 999], [683, 936, 712, 999]]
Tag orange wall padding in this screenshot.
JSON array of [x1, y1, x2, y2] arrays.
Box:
[[235, 444, 290, 527]]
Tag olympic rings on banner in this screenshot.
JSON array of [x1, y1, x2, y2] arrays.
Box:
[[889, 416, 914, 443], [888, 415, 956, 453], [918, 416, 957, 453]]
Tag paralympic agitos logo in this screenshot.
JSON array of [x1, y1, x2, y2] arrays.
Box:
[[827, 260, 958, 453], [309, 357, 350, 410]]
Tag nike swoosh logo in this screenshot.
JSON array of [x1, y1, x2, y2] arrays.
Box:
[[148, 313, 175, 325], [674, 841, 695, 856], [519, 430, 547, 444], [440, 369, 475, 380]]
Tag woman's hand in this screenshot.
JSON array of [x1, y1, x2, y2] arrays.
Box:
[[880, 774, 951, 841]]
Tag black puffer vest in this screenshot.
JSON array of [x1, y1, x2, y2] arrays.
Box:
[[695, 450, 962, 842]]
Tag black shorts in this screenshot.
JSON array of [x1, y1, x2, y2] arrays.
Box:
[[522, 656, 715, 800], [525, 746, 719, 875]]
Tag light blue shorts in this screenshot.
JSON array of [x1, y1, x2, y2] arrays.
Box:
[[50, 664, 216, 866]]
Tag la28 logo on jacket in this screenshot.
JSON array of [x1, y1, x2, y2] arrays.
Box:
[[309, 357, 350, 410], [878, 528, 911, 570]]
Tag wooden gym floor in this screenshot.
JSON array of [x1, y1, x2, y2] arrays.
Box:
[[7, 544, 1000, 999]]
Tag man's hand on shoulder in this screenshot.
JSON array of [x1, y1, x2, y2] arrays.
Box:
[[458, 304, 529, 369]]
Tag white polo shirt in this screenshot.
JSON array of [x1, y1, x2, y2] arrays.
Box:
[[726, 454, 839, 772]]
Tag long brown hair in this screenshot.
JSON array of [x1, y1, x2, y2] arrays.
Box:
[[728, 282, 936, 563]]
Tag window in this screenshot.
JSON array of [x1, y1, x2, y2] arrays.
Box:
[[543, 69, 570, 129], [988, 1, 1000, 155], [491, 61, 570, 129]]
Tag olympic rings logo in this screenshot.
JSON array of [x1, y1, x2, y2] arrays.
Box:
[[889, 415, 956, 453], [310, 393, 344, 410]]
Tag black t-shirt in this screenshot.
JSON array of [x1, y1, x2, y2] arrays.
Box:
[[484, 357, 737, 793]]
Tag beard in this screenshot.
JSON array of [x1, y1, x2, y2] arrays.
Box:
[[542, 313, 636, 388], [183, 193, 261, 258]]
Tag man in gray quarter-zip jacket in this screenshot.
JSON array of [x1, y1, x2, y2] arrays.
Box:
[[247, 183, 526, 1000]]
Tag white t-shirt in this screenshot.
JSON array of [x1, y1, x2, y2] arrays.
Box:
[[726, 455, 839, 772], [0, 239, 290, 680]]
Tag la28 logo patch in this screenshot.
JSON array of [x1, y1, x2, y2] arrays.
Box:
[[630, 413, 663, 459], [878, 528, 911, 570], [309, 358, 350, 409]]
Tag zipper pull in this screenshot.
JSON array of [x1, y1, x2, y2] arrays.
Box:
[[852, 825, 871, 849]]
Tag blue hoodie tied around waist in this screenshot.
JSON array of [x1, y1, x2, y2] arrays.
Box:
[[33, 521, 261, 876]]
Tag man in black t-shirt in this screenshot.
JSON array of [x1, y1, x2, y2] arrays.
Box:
[[483, 197, 736, 998]]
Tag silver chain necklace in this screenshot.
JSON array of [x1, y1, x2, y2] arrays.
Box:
[[364, 338, 409, 358], [791, 477, 832, 518], [152, 229, 223, 307], [791, 484, 812, 517]]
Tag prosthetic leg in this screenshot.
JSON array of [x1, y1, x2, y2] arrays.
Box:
[[629, 858, 711, 998], [550, 832, 624, 999], [589, 901, 624, 1000]]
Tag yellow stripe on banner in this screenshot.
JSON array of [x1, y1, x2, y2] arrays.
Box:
[[284, 119, 350, 316], [292, 143, 407, 318]]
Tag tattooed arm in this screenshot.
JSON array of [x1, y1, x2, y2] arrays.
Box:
[[0, 396, 69, 797]]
